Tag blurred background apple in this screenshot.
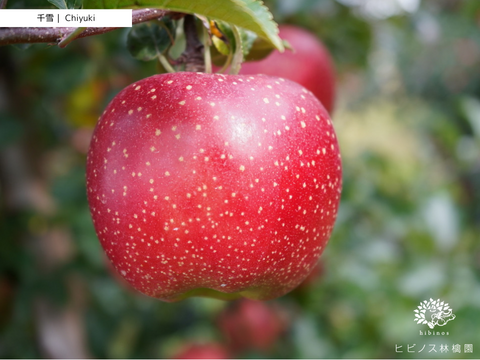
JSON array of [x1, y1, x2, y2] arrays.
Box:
[[239, 25, 336, 113], [172, 342, 230, 359], [218, 299, 289, 355]]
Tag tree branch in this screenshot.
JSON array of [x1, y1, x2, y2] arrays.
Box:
[[175, 15, 204, 72], [0, 8, 170, 47]]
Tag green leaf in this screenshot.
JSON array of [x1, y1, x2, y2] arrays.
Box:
[[211, 28, 285, 68], [126, 18, 175, 61], [244, 32, 276, 61], [47, 0, 80, 9], [212, 35, 230, 56], [211, 21, 257, 59], [240, 28, 257, 59], [83, 0, 284, 52], [212, 21, 234, 56], [47, 0, 67, 8]]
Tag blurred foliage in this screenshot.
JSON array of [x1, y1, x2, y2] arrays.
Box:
[[1, 0, 480, 359]]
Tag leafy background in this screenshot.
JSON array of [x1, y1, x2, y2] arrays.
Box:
[[1, 0, 480, 358]]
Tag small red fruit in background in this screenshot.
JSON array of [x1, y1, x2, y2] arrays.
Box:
[[86, 72, 342, 302], [173, 342, 230, 359], [218, 299, 288, 354], [240, 25, 336, 113]]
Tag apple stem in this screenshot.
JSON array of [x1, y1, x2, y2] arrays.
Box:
[[177, 15, 205, 73]]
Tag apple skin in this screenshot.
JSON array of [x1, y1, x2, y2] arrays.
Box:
[[86, 72, 342, 302], [173, 343, 230, 359], [240, 25, 336, 113], [218, 299, 287, 354]]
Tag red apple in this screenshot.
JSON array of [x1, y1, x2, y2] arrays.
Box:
[[240, 25, 336, 113], [86, 72, 342, 302], [218, 299, 287, 354], [173, 342, 230, 359]]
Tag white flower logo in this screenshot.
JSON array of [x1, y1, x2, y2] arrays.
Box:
[[414, 298, 456, 329]]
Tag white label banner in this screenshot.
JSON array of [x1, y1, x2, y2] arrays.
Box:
[[0, 9, 133, 27]]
